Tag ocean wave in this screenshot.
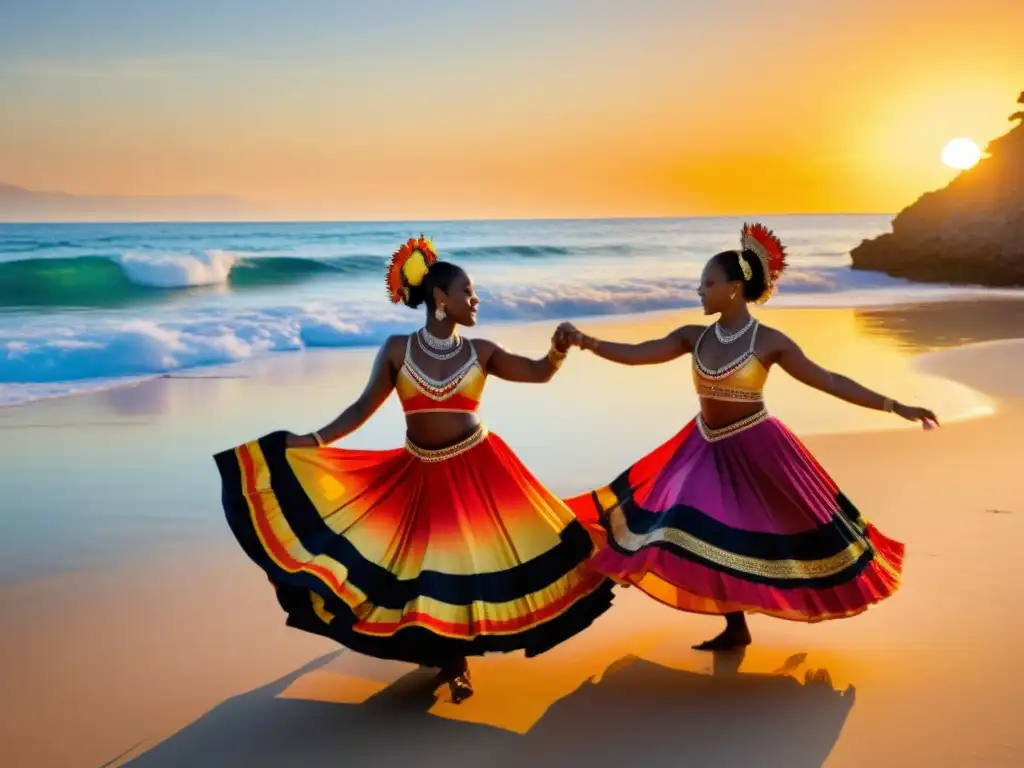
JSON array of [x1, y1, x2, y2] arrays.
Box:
[[3, 268, 1022, 406], [5, 214, 1023, 407], [0, 281, 706, 391], [0, 242, 644, 308], [0, 252, 387, 307], [6, 267, 1008, 393], [0, 239, 81, 254], [447, 243, 633, 259], [0, 312, 402, 386]]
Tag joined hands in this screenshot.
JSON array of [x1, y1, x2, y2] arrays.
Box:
[[553, 321, 592, 352]]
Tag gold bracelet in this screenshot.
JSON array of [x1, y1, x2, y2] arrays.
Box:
[[312, 430, 326, 447], [547, 345, 567, 368]]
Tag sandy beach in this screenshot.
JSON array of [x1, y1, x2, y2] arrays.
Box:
[[2, 300, 1023, 767]]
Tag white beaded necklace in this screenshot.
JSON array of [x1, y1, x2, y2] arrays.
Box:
[[417, 327, 463, 361], [714, 316, 755, 344]]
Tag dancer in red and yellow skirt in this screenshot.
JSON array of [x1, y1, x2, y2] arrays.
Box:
[[561, 224, 938, 651], [215, 237, 614, 702]]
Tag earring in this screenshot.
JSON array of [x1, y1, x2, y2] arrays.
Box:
[[434, 306, 447, 321], [730, 291, 737, 300]]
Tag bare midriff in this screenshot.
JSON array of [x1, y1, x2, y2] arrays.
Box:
[[396, 336, 487, 449], [691, 323, 769, 429]]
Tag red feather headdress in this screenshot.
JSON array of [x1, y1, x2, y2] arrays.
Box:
[[386, 235, 438, 305], [740, 223, 788, 303]]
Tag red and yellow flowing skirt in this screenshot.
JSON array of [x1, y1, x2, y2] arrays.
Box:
[[215, 426, 614, 665], [566, 411, 904, 622]]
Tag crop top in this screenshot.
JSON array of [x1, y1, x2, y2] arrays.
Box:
[[395, 335, 485, 414], [691, 322, 768, 403]]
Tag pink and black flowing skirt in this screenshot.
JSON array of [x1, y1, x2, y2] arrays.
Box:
[[565, 410, 904, 622]]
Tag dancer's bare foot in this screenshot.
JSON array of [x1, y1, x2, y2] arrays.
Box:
[[693, 613, 752, 652]]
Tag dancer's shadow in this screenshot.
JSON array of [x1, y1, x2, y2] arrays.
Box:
[[122, 652, 515, 768], [124, 649, 854, 768], [511, 650, 855, 768]]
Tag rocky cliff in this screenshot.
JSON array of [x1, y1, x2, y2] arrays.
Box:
[[850, 91, 1024, 286]]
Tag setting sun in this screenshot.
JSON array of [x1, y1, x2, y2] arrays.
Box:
[[941, 137, 983, 170]]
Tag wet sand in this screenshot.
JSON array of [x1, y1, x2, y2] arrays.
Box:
[[1, 300, 1022, 767]]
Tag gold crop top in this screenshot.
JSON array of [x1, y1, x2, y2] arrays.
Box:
[[691, 322, 768, 403], [395, 336, 486, 415]]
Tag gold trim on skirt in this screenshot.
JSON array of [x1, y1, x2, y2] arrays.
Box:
[[696, 408, 769, 443], [404, 425, 489, 462]]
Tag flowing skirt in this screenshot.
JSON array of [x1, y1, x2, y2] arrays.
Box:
[[565, 410, 904, 622], [214, 426, 614, 665]]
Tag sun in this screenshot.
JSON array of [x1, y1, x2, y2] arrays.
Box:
[[941, 137, 982, 170]]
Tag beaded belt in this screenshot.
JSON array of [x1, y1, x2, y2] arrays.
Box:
[[405, 425, 488, 462], [694, 382, 765, 403], [696, 408, 769, 443]]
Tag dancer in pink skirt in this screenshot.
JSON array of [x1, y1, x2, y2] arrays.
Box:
[[561, 223, 938, 651]]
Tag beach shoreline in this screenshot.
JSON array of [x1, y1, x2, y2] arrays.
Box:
[[2, 297, 1023, 767], [6, 292, 1024, 411]]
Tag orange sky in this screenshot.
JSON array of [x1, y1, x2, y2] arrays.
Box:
[[1, 0, 1022, 219]]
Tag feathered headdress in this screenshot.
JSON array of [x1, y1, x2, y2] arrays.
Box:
[[740, 223, 787, 303], [386, 235, 438, 305]]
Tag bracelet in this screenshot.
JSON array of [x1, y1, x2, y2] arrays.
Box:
[[882, 398, 895, 413], [583, 335, 600, 352], [312, 430, 326, 447], [547, 345, 568, 368]]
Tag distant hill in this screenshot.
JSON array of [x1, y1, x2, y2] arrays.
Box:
[[0, 183, 261, 222]]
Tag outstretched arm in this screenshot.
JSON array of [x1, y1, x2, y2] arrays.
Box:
[[475, 329, 569, 383], [570, 324, 697, 366], [287, 336, 403, 447], [768, 331, 939, 427]]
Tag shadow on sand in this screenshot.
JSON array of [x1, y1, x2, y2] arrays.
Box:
[[123, 650, 855, 768]]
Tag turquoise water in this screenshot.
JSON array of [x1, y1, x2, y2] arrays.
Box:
[[2, 215, 1016, 406]]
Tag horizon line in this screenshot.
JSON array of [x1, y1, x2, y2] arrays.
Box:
[[0, 212, 897, 226]]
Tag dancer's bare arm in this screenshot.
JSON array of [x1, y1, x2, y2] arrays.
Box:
[[287, 336, 404, 446], [475, 328, 570, 383], [564, 322, 701, 366], [762, 328, 938, 427]]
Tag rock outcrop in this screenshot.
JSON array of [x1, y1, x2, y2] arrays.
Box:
[[850, 91, 1024, 286]]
